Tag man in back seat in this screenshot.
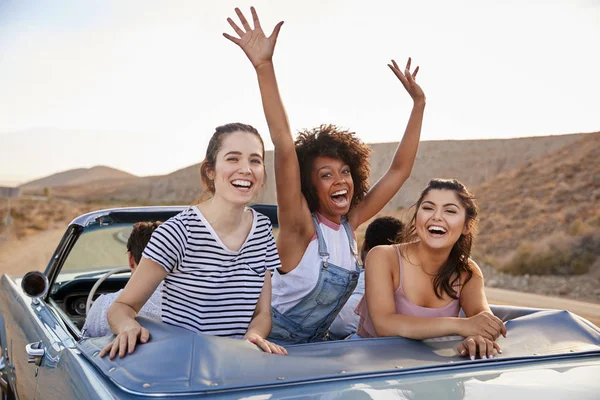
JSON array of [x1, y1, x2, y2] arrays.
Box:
[[83, 221, 162, 337]]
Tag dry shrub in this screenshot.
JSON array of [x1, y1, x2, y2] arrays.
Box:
[[500, 231, 598, 276]]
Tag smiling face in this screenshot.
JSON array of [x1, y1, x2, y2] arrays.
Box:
[[207, 131, 265, 206], [415, 189, 470, 250], [310, 156, 354, 222]]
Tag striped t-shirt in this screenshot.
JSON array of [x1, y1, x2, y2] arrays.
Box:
[[142, 206, 280, 338]]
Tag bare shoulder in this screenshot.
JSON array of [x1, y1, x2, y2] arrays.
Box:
[[468, 258, 484, 278], [365, 245, 398, 271], [460, 258, 484, 286]]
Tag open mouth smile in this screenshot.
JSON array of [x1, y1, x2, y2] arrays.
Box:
[[330, 189, 349, 207], [427, 225, 448, 237], [231, 179, 253, 191]]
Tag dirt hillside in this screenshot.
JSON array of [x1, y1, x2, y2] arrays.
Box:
[[27, 134, 583, 207]]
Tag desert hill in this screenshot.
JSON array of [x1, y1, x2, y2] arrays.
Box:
[[473, 132, 600, 274], [32, 133, 583, 206], [20, 166, 136, 190]]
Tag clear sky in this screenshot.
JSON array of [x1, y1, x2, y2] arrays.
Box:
[[0, 0, 599, 184]]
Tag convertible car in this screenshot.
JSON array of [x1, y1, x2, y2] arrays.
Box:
[[1, 206, 599, 399]]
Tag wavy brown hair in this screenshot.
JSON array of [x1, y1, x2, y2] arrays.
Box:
[[127, 221, 162, 264], [295, 124, 371, 212], [198, 123, 265, 203], [400, 179, 479, 299]]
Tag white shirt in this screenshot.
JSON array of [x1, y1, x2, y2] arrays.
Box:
[[83, 283, 163, 337]]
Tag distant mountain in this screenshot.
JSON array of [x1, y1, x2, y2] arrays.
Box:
[[30, 133, 587, 208], [20, 166, 137, 190]]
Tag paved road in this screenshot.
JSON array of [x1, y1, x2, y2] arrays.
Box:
[[486, 287, 600, 327]]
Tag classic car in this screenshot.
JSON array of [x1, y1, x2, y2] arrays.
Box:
[[1, 206, 599, 399]]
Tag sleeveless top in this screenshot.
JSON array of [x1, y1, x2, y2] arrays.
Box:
[[356, 245, 461, 338]]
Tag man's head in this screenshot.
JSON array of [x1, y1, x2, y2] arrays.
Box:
[[126, 221, 162, 271], [361, 216, 405, 263]]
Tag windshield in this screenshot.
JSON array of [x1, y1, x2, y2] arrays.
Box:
[[56, 223, 133, 283]]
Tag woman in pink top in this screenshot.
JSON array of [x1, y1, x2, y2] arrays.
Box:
[[356, 179, 506, 360]]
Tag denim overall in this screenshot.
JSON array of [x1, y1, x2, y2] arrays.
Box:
[[269, 214, 362, 345]]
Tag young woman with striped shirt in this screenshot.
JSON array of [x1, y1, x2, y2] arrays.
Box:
[[100, 123, 287, 358]]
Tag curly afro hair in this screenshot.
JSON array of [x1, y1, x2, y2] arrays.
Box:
[[295, 124, 371, 212]]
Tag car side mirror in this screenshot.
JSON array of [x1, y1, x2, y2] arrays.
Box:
[[21, 271, 49, 304]]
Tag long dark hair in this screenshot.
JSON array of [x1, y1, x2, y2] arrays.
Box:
[[400, 178, 479, 299], [198, 123, 265, 203]]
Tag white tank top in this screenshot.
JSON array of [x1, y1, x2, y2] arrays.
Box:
[[272, 213, 357, 313]]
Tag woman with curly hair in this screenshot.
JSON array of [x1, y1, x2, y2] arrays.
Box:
[[355, 179, 507, 360], [224, 7, 425, 344]]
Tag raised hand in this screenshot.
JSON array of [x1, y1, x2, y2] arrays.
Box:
[[223, 7, 284, 69], [388, 58, 425, 104]]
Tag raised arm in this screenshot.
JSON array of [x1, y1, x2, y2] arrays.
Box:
[[365, 247, 504, 340], [349, 58, 425, 229], [224, 7, 311, 235], [99, 258, 166, 359]]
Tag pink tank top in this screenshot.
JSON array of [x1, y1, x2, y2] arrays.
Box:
[[355, 245, 461, 338]]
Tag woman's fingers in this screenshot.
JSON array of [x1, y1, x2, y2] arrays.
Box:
[[270, 21, 284, 41], [494, 341, 503, 354], [412, 66, 419, 79], [457, 342, 467, 357], [119, 333, 129, 358], [485, 338, 495, 359], [388, 64, 409, 87], [268, 341, 288, 355], [466, 337, 477, 360], [127, 331, 138, 355], [482, 325, 496, 341], [99, 342, 112, 358], [235, 7, 252, 31], [250, 337, 272, 353], [250, 6, 262, 30], [223, 32, 240, 45], [227, 17, 245, 38], [110, 337, 120, 360], [477, 336, 487, 359]]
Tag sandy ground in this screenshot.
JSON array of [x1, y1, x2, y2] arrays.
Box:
[[1, 229, 599, 328], [0, 228, 65, 275]]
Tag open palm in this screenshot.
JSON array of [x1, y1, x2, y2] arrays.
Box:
[[388, 57, 425, 103], [224, 7, 284, 68]]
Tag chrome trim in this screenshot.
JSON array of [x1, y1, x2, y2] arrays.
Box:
[[26, 342, 44, 366]]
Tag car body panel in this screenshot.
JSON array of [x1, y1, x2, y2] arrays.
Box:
[[78, 308, 600, 398], [1, 205, 599, 399]]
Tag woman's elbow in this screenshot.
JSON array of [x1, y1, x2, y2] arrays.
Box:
[[371, 316, 396, 337]]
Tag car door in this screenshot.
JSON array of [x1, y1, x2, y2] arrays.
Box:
[[2, 276, 44, 400]]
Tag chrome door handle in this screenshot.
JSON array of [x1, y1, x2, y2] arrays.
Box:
[[26, 341, 45, 366]]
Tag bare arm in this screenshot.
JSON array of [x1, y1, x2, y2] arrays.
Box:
[[224, 7, 312, 236], [243, 271, 287, 355], [460, 260, 507, 336], [100, 258, 166, 359], [365, 247, 505, 340], [349, 58, 425, 229], [365, 246, 463, 339]]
